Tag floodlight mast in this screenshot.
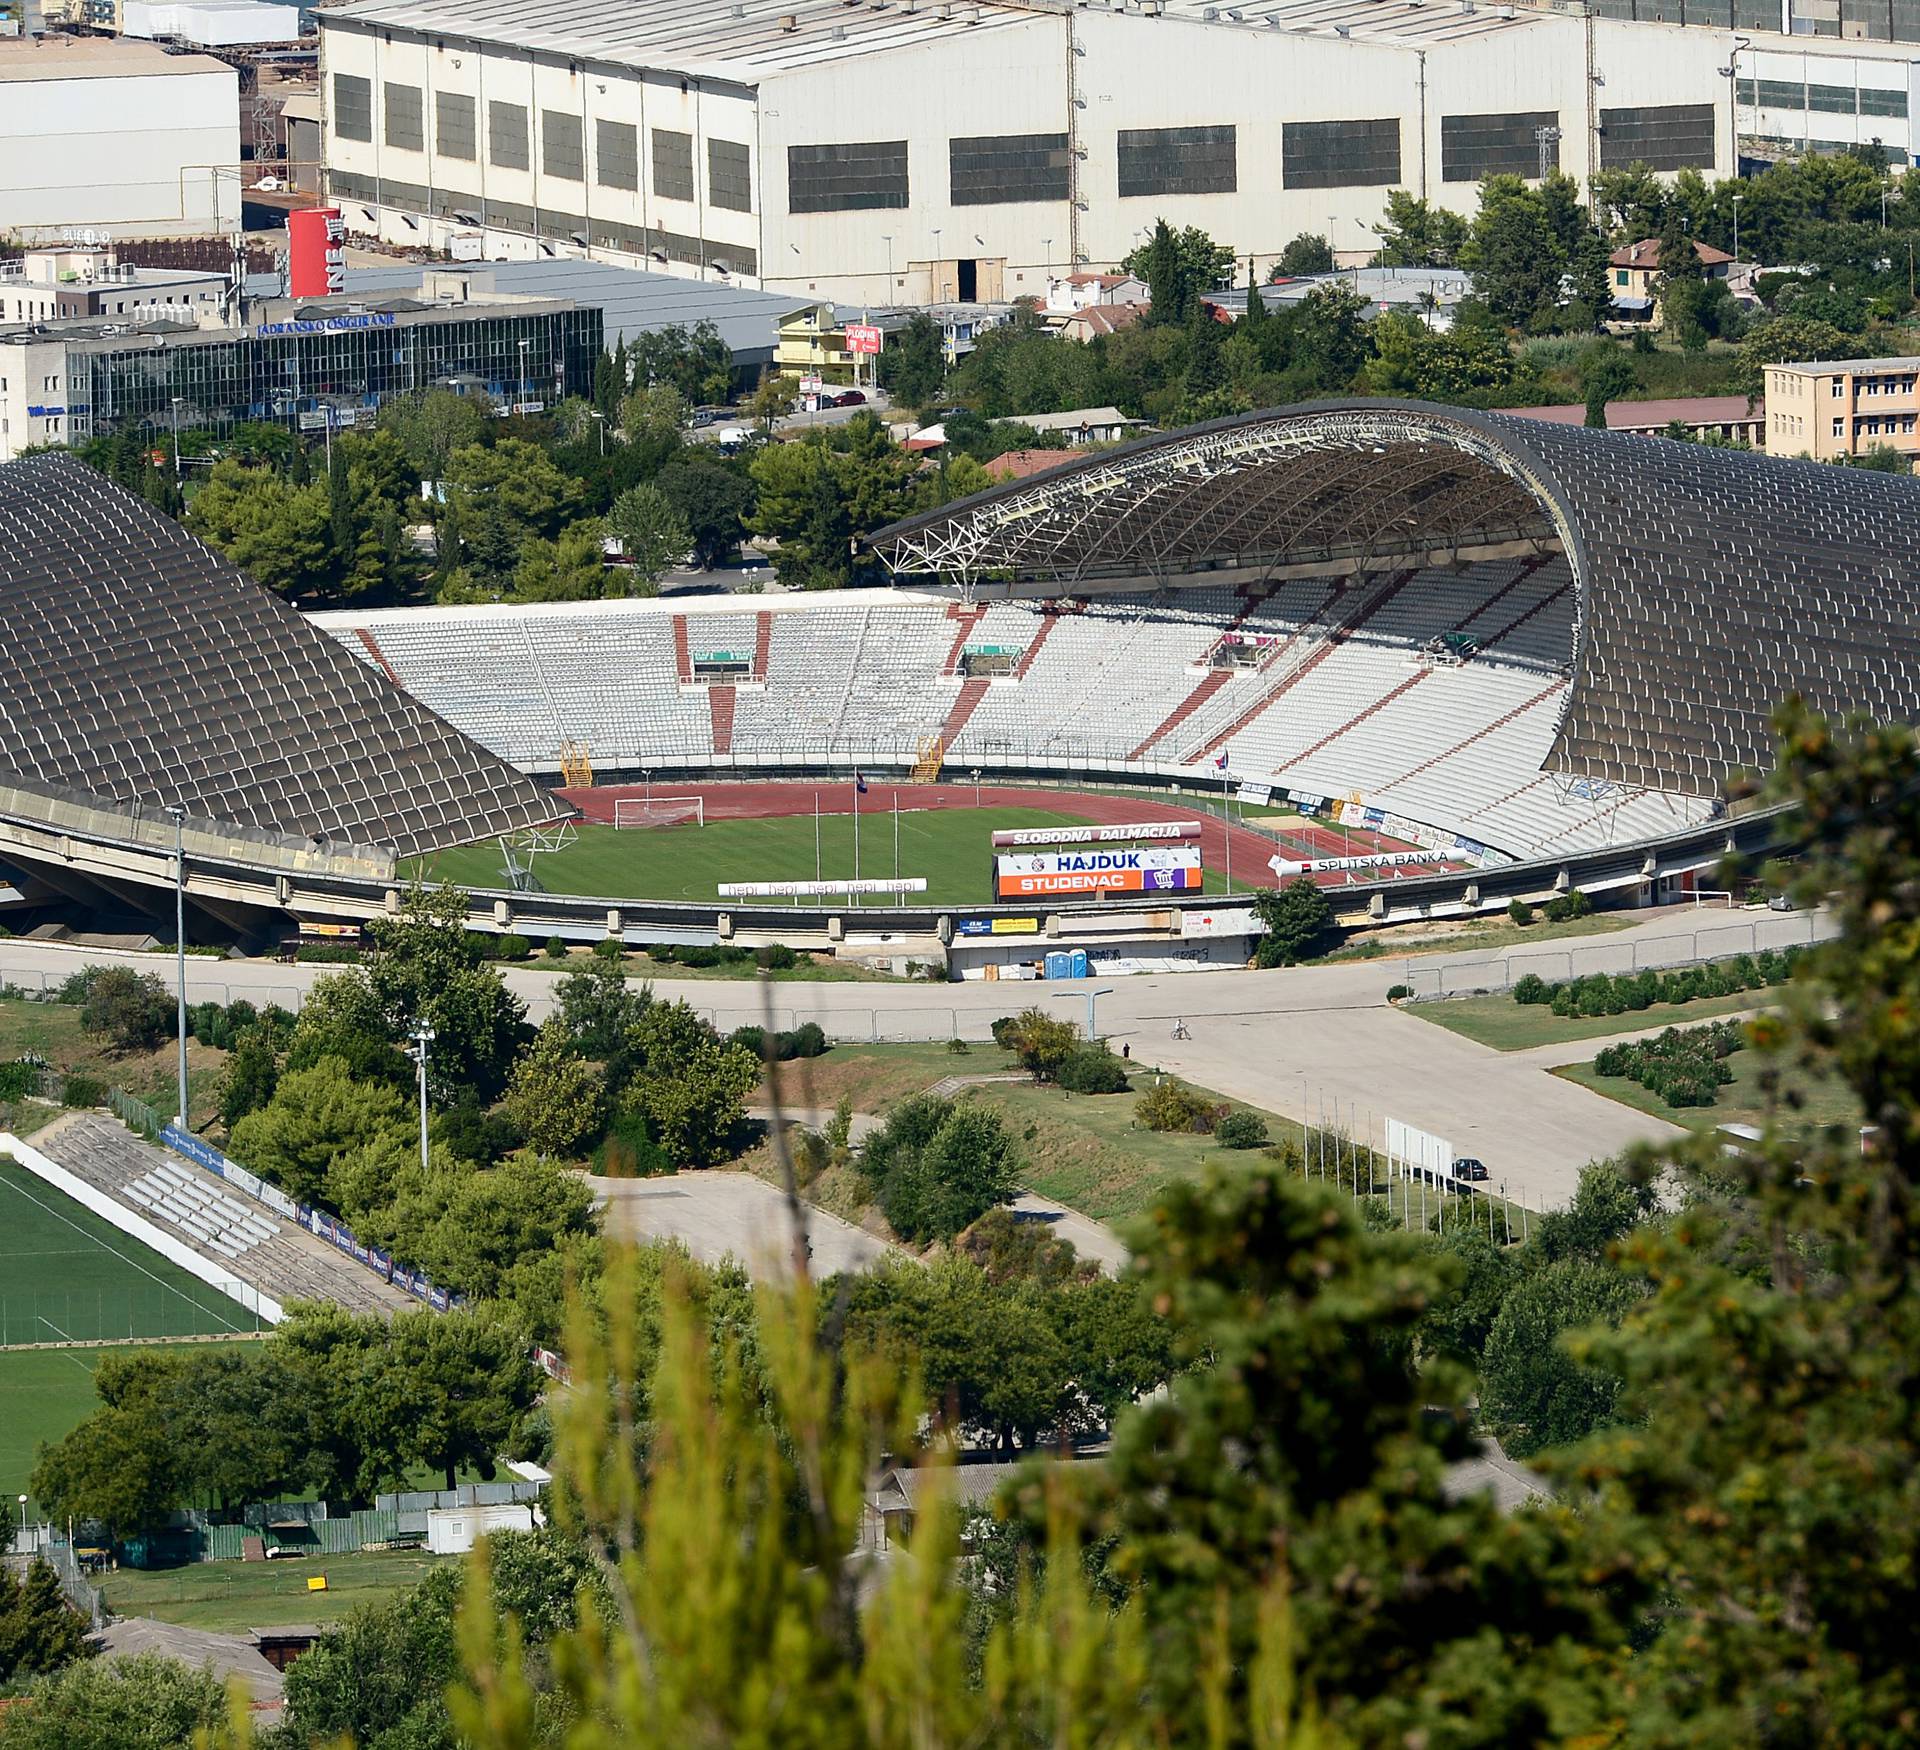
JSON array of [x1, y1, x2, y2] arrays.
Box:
[[164, 803, 188, 1128], [409, 1022, 436, 1174]]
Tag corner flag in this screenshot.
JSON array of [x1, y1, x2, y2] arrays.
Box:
[[854, 771, 869, 794]]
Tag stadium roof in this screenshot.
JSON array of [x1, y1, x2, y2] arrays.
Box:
[[243, 260, 793, 364], [867, 399, 1920, 799], [0, 454, 563, 859], [324, 0, 1536, 81]]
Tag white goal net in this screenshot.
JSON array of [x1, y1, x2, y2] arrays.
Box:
[[612, 796, 706, 829]]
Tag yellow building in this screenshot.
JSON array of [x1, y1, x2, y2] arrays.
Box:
[[1608, 237, 1732, 327], [1765, 357, 1920, 465]]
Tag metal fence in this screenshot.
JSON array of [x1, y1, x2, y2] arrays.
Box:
[[1395, 909, 1830, 1002]]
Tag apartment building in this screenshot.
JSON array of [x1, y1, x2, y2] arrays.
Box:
[[1766, 356, 1920, 464]]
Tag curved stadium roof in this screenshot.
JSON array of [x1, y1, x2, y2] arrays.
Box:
[[0, 454, 561, 859], [869, 399, 1920, 800]]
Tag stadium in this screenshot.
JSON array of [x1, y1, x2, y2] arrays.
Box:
[[3, 400, 1916, 972]]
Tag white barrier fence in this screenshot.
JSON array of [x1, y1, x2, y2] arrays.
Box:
[[0, 1131, 284, 1326]]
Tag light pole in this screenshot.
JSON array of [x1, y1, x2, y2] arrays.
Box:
[[164, 804, 187, 1128], [880, 232, 894, 295], [169, 397, 184, 481], [931, 228, 943, 299], [1731, 192, 1742, 264], [517, 337, 531, 410], [1053, 985, 1114, 1043], [588, 408, 606, 455], [18, 1494, 27, 1540], [409, 1022, 435, 1174]]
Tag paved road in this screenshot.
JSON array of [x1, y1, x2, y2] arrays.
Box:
[[0, 904, 1827, 1212], [588, 1169, 893, 1279]]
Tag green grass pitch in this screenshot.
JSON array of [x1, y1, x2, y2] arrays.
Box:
[[0, 1161, 265, 1348], [406, 805, 1227, 908]]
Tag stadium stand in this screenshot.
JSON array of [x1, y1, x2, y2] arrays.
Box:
[[37, 1115, 415, 1317], [0, 454, 562, 859]]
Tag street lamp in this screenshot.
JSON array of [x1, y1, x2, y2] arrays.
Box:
[[409, 1022, 435, 1174], [164, 804, 187, 1129], [931, 228, 943, 298], [169, 397, 184, 481], [588, 408, 607, 455], [880, 232, 894, 294], [1052, 985, 1114, 1043], [517, 337, 531, 410], [1731, 191, 1743, 264], [18, 1494, 28, 1540]]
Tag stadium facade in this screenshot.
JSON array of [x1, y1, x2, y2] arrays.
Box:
[[4, 404, 1912, 948]]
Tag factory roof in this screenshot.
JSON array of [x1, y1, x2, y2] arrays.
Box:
[[323, 0, 1541, 82], [245, 259, 792, 358], [1765, 354, 1920, 377], [0, 32, 234, 80]]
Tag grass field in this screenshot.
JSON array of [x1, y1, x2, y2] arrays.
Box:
[[757, 1041, 1291, 1226], [0, 1340, 262, 1513], [1554, 1048, 1863, 1138], [1406, 988, 1776, 1052], [0, 1160, 265, 1348], [405, 807, 1227, 908], [101, 1546, 450, 1634]]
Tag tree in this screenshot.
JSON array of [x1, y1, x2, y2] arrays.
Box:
[[0, 1562, 86, 1685], [996, 1006, 1080, 1082], [512, 519, 609, 602], [1467, 175, 1564, 328], [229, 1054, 412, 1206], [620, 1000, 758, 1167], [504, 1020, 605, 1158], [1277, 232, 1334, 275], [878, 311, 947, 406], [1479, 1257, 1642, 1458], [28, 1396, 180, 1540], [377, 387, 491, 477], [606, 483, 690, 590], [656, 451, 755, 568], [442, 437, 584, 547], [422, 1155, 597, 1300], [76, 966, 171, 1054], [1126, 220, 1234, 326], [1578, 339, 1635, 428], [284, 968, 411, 1085], [0, 1654, 227, 1750], [1252, 875, 1335, 966], [1370, 190, 1471, 268], [1288, 284, 1371, 390], [388, 1308, 543, 1491], [556, 957, 649, 1062], [858, 1095, 1022, 1244], [183, 459, 332, 597], [628, 320, 734, 406]]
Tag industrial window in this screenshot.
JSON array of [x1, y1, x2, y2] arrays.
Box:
[[543, 109, 584, 181], [1281, 118, 1399, 189], [597, 120, 638, 191], [489, 100, 529, 171], [333, 73, 372, 144], [653, 128, 695, 202], [384, 82, 424, 153], [1116, 124, 1236, 197], [1440, 110, 1558, 182], [787, 141, 910, 213], [1597, 103, 1715, 170], [436, 92, 476, 160], [1861, 85, 1910, 115], [949, 131, 1070, 205], [709, 138, 752, 212]]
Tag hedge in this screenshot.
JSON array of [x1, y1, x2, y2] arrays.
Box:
[[1515, 947, 1803, 1016], [1593, 1020, 1746, 1108]]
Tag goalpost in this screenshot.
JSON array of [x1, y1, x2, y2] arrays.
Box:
[[612, 796, 706, 829]]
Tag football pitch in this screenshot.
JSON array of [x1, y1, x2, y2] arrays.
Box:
[[407, 805, 1227, 907], [0, 1161, 264, 1348]]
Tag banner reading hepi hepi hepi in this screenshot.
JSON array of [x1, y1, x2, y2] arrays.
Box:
[[289, 207, 347, 299]]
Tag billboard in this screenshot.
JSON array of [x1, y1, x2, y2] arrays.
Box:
[[989, 821, 1201, 848], [287, 205, 346, 298], [1268, 850, 1450, 877], [994, 847, 1201, 899], [843, 322, 883, 355]]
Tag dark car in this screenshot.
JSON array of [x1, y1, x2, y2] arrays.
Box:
[[1450, 1157, 1490, 1182], [833, 389, 867, 407]]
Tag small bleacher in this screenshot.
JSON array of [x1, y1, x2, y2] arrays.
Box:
[[38, 1115, 415, 1319]]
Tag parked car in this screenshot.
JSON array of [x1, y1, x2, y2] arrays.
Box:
[[1450, 1157, 1490, 1182], [688, 407, 719, 429], [833, 389, 867, 407]]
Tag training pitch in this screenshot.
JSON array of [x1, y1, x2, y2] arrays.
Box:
[[0, 1161, 263, 1348], [407, 804, 1232, 907]]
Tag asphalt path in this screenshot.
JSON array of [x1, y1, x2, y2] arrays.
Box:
[[0, 903, 1828, 1212]]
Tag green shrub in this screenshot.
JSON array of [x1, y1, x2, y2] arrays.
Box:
[[494, 933, 533, 962], [989, 1016, 1020, 1051], [293, 943, 361, 964], [756, 942, 799, 971], [1056, 1046, 1131, 1094], [1508, 898, 1534, 926], [1135, 1079, 1215, 1134], [946, 1038, 970, 1054], [545, 935, 568, 960], [1549, 987, 1575, 1017], [786, 1021, 828, 1059], [729, 1025, 769, 1061], [0, 1060, 35, 1101], [59, 1073, 107, 1109], [593, 1110, 672, 1177], [1215, 1109, 1270, 1150], [1542, 888, 1593, 924], [1386, 983, 1413, 1002], [1513, 974, 1549, 1005], [593, 938, 626, 963]]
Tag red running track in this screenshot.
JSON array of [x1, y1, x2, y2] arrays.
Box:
[[557, 781, 1452, 891]]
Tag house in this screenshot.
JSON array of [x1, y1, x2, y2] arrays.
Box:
[[1207, 267, 1473, 332], [1045, 271, 1150, 316], [1058, 300, 1149, 341], [1607, 237, 1733, 325], [1006, 406, 1147, 445], [987, 447, 1077, 482], [1498, 395, 1764, 448], [1763, 354, 1920, 466], [775, 301, 1013, 383]]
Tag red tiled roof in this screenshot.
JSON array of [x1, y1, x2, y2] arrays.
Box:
[[988, 448, 1076, 481], [1062, 301, 1147, 337], [1609, 237, 1734, 270], [1497, 395, 1760, 431]]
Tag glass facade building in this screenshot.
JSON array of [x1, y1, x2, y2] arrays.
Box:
[[62, 300, 601, 445]]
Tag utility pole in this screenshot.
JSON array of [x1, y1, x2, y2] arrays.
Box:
[[1535, 123, 1561, 183], [410, 1022, 435, 1174], [164, 804, 188, 1128]]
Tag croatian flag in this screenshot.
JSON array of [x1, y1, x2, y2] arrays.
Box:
[[854, 771, 869, 794], [1214, 751, 1230, 772]]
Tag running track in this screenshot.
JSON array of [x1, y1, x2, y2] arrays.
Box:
[[557, 781, 1455, 891]]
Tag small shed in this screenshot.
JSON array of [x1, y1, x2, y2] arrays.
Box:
[[424, 1502, 536, 1556]]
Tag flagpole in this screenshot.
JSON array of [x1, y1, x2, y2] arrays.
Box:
[[893, 791, 900, 880], [853, 776, 861, 888], [1222, 759, 1233, 896], [814, 791, 821, 883]]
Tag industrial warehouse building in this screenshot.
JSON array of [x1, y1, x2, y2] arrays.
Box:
[[316, 0, 1769, 301]]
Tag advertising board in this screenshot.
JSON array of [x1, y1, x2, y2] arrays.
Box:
[[844, 322, 883, 355], [989, 821, 1200, 848], [994, 847, 1201, 899]]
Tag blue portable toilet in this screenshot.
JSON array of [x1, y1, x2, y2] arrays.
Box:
[[1069, 949, 1090, 978], [1044, 950, 1073, 980]]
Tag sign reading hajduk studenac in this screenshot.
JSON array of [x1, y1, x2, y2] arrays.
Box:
[[994, 846, 1202, 899]]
